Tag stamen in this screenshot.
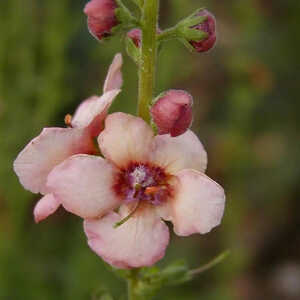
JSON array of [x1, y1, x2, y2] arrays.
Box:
[[113, 202, 140, 228], [64, 114, 73, 127], [145, 186, 161, 195]]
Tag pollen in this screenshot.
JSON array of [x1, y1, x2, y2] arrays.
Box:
[[113, 162, 171, 206], [64, 114, 73, 127]]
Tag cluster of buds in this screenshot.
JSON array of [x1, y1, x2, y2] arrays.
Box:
[[84, 0, 216, 53], [82, 1, 217, 145]]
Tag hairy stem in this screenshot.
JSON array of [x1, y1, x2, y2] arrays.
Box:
[[137, 0, 159, 123], [188, 250, 230, 277]]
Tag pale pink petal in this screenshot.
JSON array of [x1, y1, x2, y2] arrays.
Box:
[[47, 154, 120, 219], [171, 169, 225, 236], [103, 53, 123, 93], [151, 130, 207, 174], [71, 90, 120, 137], [156, 176, 179, 221], [84, 205, 169, 269], [34, 194, 60, 223], [98, 113, 154, 167], [13, 128, 94, 195]]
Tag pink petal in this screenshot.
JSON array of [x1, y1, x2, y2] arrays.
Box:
[[171, 169, 225, 236], [71, 90, 121, 137], [98, 113, 154, 167], [151, 130, 207, 174], [84, 205, 169, 268], [34, 194, 60, 223], [47, 154, 120, 219], [13, 128, 94, 195], [103, 53, 123, 93]]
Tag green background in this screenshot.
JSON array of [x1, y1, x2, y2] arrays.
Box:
[[0, 0, 299, 299]]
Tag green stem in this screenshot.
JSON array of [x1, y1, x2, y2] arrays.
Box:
[[137, 0, 159, 123], [127, 269, 140, 300], [188, 250, 230, 277], [157, 26, 178, 42]]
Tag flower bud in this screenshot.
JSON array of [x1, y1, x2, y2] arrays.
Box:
[[127, 28, 162, 48], [127, 28, 142, 48], [150, 90, 193, 137], [190, 9, 216, 52], [84, 0, 119, 41]]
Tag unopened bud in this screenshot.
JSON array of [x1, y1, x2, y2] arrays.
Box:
[[190, 9, 216, 52], [127, 28, 162, 48], [127, 28, 142, 47], [84, 0, 119, 41], [150, 90, 193, 137]]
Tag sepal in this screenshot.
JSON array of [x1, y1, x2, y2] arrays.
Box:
[[125, 33, 141, 65], [114, 0, 139, 30], [130, 0, 144, 9]]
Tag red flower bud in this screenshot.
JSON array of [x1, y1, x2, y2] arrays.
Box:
[[84, 0, 119, 41], [127, 28, 162, 48], [127, 28, 142, 47], [150, 90, 193, 137], [190, 9, 216, 52]]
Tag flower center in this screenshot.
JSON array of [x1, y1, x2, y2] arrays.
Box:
[[114, 162, 171, 206]]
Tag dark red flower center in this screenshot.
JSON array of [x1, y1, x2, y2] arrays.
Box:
[[114, 162, 171, 206]]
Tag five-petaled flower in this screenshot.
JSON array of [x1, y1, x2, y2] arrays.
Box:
[[45, 112, 225, 269], [13, 53, 123, 223]]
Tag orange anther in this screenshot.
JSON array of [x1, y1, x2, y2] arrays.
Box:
[[64, 114, 73, 127], [145, 186, 160, 195]]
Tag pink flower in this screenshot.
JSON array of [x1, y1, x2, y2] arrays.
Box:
[[47, 112, 225, 269], [84, 0, 119, 41], [13, 54, 123, 223], [150, 89, 193, 137]]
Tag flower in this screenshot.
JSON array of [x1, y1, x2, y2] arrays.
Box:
[[47, 112, 225, 269], [150, 89, 193, 137], [190, 9, 217, 53], [13, 53, 123, 223], [84, 0, 119, 41]]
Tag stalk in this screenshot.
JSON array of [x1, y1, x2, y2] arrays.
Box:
[[137, 0, 159, 123]]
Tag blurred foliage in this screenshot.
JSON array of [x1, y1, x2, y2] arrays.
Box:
[[0, 0, 300, 299]]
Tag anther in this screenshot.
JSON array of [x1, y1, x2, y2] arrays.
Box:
[[64, 114, 73, 127]]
